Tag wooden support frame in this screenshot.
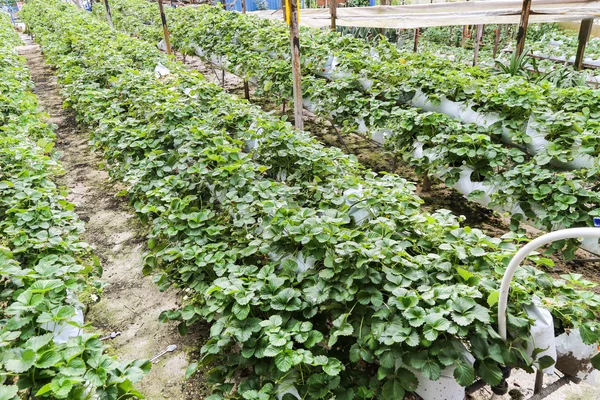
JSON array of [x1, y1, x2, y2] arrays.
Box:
[[103, 0, 114, 29], [287, 0, 304, 131], [330, 0, 337, 32], [515, 0, 532, 57], [575, 18, 594, 71], [157, 0, 172, 55]]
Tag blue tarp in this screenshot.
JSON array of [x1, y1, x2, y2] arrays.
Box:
[[227, 0, 282, 12]]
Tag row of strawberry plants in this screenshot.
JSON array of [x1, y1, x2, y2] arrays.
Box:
[[24, 1, 600, 399], [0, 12, 147, 400], [104, 0, 600, 165], [100, 0, 600, 253]]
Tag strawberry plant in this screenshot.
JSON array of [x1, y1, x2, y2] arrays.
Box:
[[21, 1, 600, 399], [0, 13, 148, 399]]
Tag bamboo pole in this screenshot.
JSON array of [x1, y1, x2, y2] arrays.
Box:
[[473, 24, 483, 66], [330, 0, 337, 32], [575, 18, 594, 71], [157, 0, 172, 55], [103, 0, 114, 29], [515, 0, 532, 57], [287, 0, 304, 130]]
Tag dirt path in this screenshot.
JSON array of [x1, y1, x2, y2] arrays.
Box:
[[17, 35, 207, 400]]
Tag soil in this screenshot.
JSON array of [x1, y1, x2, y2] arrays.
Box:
[[17, 35, 209, 399]]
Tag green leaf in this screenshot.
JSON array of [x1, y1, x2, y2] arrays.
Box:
[[590, 353, 600, 370], [453, 360, 475, 386], [275, 351, 293, 372], [35, 350, 62, 369], [381, 378, 405, 400], [537, 355, 555, 370], [323, 358, 344, 376], [487, 291, 499, 307], [185, 362, 199, 379], [6, 349, 36, 373], [0, 385, 18, 400], [477, 360, 503, 386], [26, 333, 53, 351]]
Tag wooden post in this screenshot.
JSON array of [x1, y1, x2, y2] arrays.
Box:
[[288, 0, 304, 130], [413, 28, 420, 52], [461, 25, 468, 47], [493, 24, 501, 58], [157, 0, 172, 55], [575, 18, 594, 71], [515, 0, 532, 57], [242, 0, 250, 100], [473, 24, 483, 66], [282, 0, 287, 22], [103, 0, 114, 29], [330, 0, 336, 32]]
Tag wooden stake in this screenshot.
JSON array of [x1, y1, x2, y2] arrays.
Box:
[[242, 0, 250, 100], [103, 0, 114, 29], [575, 18, 594, 71], [282, 0, 287, 22], [287, 0, 304, 131], [515, 0, 532, 57], [157, 0, 172, 55], [461, 25, 468, 47], [493, 24, 501, 59], [533, 369, 544, 394], [413, 28, 420, 52], [473, 24, 483, 66], [330, 0, 337, 32]]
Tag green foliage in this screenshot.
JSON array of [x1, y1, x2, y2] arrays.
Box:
[[21, 1, 600, 399], [103, 0, 600, 251], [0, 12, 147, 399]]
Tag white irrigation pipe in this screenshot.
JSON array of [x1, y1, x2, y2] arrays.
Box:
[[498, 227, 600, 341]]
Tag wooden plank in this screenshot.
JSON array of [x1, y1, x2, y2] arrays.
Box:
[[157, 0, 172, 55], [575, 17, 594, 70], [515, 0, 532, 56], [103, 0, 114, 29], [288, 0, 304, 130], [330, 0, 337, 31], [473, 24, 483, 65]]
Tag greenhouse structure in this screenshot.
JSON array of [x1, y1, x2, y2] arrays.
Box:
[[2, 0, 600, 399]]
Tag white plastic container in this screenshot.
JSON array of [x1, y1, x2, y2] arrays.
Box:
[[555, 329, 599, 380], [524, 297, 557, 374]]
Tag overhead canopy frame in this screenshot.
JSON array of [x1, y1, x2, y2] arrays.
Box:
[[250, 0, 600, 29]]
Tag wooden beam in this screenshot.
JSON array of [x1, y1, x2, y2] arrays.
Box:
[[288, 0, 304, 131], [493, 24, 502, 59], [413, 27, 420, 52], [241, 0, 246, 13], [330, 0, 337, 32], [157, 0, 172, 55], [515, 0, 532, 57], [575, 18, 594, 71], [103, 0, 114, 29], [473, 24, 483, 66]]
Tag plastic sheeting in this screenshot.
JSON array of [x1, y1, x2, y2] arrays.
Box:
[[251, 0, 600, 29]]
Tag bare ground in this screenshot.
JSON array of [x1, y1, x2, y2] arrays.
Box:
[[17, 35, 208, 399]]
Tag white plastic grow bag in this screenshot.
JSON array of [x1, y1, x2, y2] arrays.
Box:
[[555, 329, 600, 381], [40, 291, 84, 344], [524, 297, 557, 375], [399, 353, 476, 400], [343, 186, 372, 225]]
